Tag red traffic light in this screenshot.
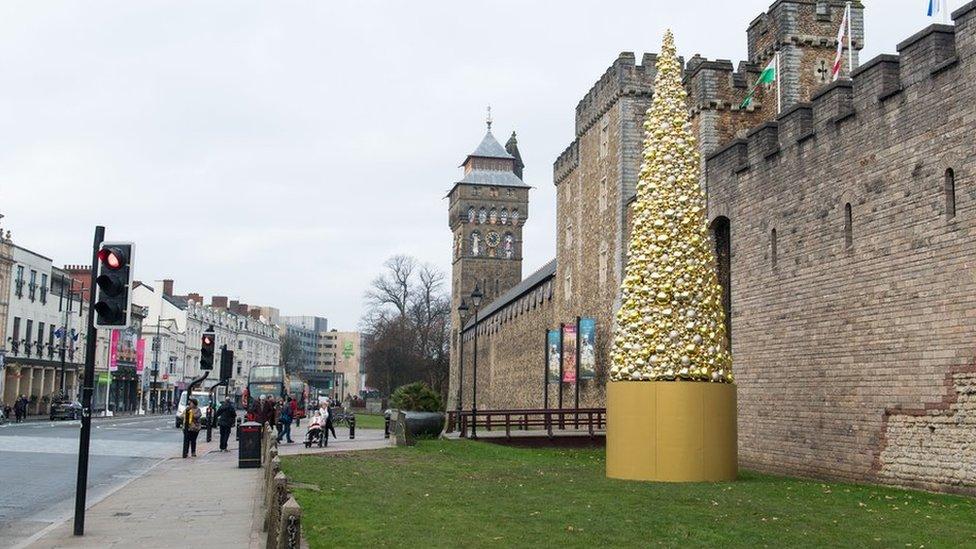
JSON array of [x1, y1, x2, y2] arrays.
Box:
[[97, 247, 126, 270], [203, 335, 213, 345]]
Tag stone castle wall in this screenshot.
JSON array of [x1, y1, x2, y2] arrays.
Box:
[[705, 6, 976, 493], [449, 0, 976, 495]]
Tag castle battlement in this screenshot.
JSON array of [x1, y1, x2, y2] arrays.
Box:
[[574, 52, 656, 136], [685, 55, 759, 113], [553, 140, 578, 185], [706, 3, 976, 180]]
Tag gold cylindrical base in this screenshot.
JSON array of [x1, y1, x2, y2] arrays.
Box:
[[606, 381, 737, 482]]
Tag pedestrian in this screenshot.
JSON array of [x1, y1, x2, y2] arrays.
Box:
[[319, 398, 337, 441], [277, 398, 294, 444], [288, 393, 299, 427], [182, 398, 202, 458], [14, 395, 27, 423], [262, 395, 275, 432], [215, 397, 236, 452]]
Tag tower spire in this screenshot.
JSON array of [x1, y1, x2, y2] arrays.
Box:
[[486, 105, 492, 131]]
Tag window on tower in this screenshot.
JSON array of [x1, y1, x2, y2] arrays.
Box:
[[511, 209, 520, 225], [467, 207, 475, 223], [489, 208, 497, 224], [479, 207, 487, 224], [500, 208, 509, 225]]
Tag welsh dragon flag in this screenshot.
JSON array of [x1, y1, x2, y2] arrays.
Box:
[[740, 58, 776, 109]]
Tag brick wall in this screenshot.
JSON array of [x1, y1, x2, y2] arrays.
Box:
[[705, 9, 976, 492]]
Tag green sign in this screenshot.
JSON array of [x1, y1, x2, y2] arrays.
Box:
[[342, 341, 354, 359], [97, 372, 111, 386]]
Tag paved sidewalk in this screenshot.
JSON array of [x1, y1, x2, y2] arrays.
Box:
[[21, 433, 264, 549], [273, 427, 392, 457]]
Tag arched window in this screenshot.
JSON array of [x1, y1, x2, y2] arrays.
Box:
[[500, 208, 509, 225], [770, 228, 777, 269], [471, 231, 482, 256], [844, 203, 853, 249], [511, 208, 520, 225], [478, 207, 487, 224], [710, 216, 732, 353], [467, 207, 475, 223], [503, 233, 514, 259], [489, 208, 497, 224], [945, 168, 956, 219]]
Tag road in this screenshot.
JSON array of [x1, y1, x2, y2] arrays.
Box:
[[0, 414, 183, 548]]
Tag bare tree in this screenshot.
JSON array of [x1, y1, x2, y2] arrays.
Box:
[[279, 332, 305, 375], [361, 256, 451, 401], [365, 255, 415, 318]]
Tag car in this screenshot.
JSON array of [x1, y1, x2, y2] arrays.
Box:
[[174, 391, 214, 429], [50, 400, 82, 421]]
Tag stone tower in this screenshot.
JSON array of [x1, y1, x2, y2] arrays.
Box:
[[447, 121, 529, 406]]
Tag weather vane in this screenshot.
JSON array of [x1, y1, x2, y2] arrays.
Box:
[[486, 105, 492, 131]]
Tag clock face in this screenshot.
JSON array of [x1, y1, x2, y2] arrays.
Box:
[[486, 231, 500, 248]]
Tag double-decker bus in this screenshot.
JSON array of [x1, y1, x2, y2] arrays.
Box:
[[242, 365, 286, 408]]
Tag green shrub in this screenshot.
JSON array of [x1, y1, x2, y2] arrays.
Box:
[[390, 382, 442, 412]]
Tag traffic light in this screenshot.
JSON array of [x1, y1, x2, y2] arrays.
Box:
[[93, 242, 134, 329], [219, 346, 233, 381], [200, 326, 215, 370]]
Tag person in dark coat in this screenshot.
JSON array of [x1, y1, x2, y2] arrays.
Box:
[[14, 395, 28, 422], [261, 395, 275, 431], [214, 397, 237, 452]]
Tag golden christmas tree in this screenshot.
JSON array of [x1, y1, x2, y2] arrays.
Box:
[[609, 30, 732, 384]]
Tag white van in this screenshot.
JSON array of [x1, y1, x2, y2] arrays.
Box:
[[174, 391, 214, 429]]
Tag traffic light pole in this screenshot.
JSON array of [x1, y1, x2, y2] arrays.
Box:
[[73, 225, 103, 536]]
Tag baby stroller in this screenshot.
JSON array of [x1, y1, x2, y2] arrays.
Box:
[[304, 414, 326, 448]]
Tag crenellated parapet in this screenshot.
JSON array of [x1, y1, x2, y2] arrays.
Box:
[[553, 140, 579, 185], [706, 4, 975, 181], [574, 52, 657, 136]]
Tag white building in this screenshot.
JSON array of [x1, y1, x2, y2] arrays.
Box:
[[133, 280, 280, 402], [1, 245, 87, 413]]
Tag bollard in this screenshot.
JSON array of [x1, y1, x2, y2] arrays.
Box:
[[384, 415, 390, 439], [206, 408, 213, 442], [236, 416, 242, 441], [349, 415, 356, 440], [277, 496, 302, 549]]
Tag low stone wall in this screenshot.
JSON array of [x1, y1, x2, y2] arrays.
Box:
[[261, 428, 304, 549]]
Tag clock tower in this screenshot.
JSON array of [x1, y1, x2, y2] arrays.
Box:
[[448, 117, 529, 401]]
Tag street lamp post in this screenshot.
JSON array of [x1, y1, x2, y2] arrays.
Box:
[[456, 299, 468, 428], [469, 285, 483, 439]]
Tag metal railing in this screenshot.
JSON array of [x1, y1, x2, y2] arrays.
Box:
[[450, 407, 606, 439]]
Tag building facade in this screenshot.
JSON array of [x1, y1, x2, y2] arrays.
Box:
[[2, 246, 87, 413], [133, 281, 280, 402], [317, 330, 363, 401], [450, 0, 976, 494]]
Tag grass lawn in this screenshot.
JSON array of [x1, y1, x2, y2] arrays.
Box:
[[282, 440, 976, 548], [350, 411, 386, 430]]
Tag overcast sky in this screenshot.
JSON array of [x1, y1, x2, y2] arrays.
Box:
[[0, 0, 951, 329]]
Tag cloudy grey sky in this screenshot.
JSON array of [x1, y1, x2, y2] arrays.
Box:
[[0, 0, 951, 329]]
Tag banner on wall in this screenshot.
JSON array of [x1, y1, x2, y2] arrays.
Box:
[[136, 339, 146, 374], [109, 329, 140, 372], [579, 317, 596, 380], [546, 329, 561, 384], [562, 323, 577, 383]]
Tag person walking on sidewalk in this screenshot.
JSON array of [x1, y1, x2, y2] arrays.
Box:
[[182, 398, 202, 458], [277, 398, 294, 444], [14, 395, 28, 422], [214, 397, 236, 452]]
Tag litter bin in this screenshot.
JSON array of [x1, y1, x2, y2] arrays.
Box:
[[238, 421, 262, 469]]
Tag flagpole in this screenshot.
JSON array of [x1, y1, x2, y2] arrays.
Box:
[[775, 50, 782, 115], [846, 2, 854, 75]]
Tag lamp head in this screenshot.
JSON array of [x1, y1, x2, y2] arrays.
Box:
[[458, 299, 469, 314], [471, 285, 483, 308]]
